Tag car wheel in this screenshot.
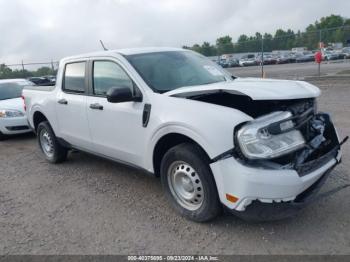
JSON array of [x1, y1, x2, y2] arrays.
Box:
[[160, 143, 221, 222], [37, 121, 68, 163]]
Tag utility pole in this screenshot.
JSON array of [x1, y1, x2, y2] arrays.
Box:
[[261, 38, 264, 78], [51, 59, 54, 71], [318, 29, 322, 77], [21, 60, 25, 78]]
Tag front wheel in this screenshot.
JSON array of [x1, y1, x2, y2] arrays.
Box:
[[160, 143, 221, 222], [37, 121, 68, 163]]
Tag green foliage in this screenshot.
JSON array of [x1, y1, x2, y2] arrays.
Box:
[[0, 64, 56, 80], [184, 14, 350, 56], [201, 42, 217, 56], [35, 67, 54, 77], [216, 36, 234, 55]]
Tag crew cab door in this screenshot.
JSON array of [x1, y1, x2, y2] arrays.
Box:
[[55, 61, 92, 150], [86, 59, 145, 166]]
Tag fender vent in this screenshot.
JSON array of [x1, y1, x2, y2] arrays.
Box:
[[142, 103, 151, 127]]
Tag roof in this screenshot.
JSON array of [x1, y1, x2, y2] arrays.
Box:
[[61, 47, 186, 61]]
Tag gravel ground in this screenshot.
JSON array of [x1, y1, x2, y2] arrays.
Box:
[[0, 66, 349, 255]]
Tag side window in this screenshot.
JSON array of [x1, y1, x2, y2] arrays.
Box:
[[63, 62, 86, 93], [93, 61, 133, 96]]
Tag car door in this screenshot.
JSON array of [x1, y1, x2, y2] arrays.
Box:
[[86, 59, 145, 166], [55, 61, 92, 150]]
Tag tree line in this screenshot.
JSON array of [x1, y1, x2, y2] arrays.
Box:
[[0, 64, 56, 79], [183, 14, 350, 56]]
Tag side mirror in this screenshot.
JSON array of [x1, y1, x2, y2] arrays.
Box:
[[107, 86, 142, 103]]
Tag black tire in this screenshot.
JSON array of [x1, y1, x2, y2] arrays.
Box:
[[0, 131, 7, 141], [160, 143, 221, 222], [37, 121, 68, 163]]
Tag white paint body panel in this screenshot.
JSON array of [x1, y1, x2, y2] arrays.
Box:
[[165, 77, 321, 100], [23, 48, 337, 212]]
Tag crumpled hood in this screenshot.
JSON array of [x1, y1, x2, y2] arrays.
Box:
[[0, 97, 25, 113], [165, 78, 321, 100]]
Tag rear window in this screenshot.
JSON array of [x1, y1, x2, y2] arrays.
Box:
[[63, 62, 86, 93], [0, 80, 32, 101]]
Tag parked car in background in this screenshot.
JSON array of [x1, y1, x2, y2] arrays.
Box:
[[335, 52, 347, 59], [227, 58, 240, 67], [295, 52, 315, 63], [323, 51, 339, 61], [0, 79, 33, 140], [239, 54, 257, 66], [256, 54, 277, 65], [27, 76, 54, 86], [43, 75, 57, 84], [23, 48, 345, 222], [342, 47, 350, 58], [217, 59, 229, 68], [218, 57, 240, 68], [287, 53, 297, 63], [265, 55, 278, 65], [275, 55, 290, 64], [276, 54, 296, 64]]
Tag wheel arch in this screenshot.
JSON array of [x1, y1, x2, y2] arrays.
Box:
[[33, 111, 49, 132], [152, 132, 211, 177]]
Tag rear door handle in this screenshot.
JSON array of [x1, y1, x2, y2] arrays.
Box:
[[58, 99, 68, 105], [90, 103, 103, 110]]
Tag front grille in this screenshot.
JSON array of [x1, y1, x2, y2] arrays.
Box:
[[296, 146, 338, 176], [295, 113, 340, 177]]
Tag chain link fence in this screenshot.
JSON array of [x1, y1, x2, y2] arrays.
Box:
[[210, 25, 350, 77], [0, 60, 59, 79]]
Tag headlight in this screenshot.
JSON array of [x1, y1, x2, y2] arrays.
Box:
[[236, 111, 305, 159], [0, 109, 24, 118]]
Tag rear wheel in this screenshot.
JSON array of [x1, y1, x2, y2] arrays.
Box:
[[37, 121, 68, 163], [160, 143, 221, 222]]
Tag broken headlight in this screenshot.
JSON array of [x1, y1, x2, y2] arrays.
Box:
[[236, 111, 305, 159]]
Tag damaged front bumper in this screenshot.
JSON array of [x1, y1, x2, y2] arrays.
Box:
[[229, 156, 346, 222], [210, 112, 348, 221]]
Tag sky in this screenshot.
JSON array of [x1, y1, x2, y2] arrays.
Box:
[[1, 0, 350, 65]]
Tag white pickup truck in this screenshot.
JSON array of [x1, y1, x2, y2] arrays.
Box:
[[23, 47, 346, 222]]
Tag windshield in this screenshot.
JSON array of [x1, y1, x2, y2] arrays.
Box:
[[125, 51, 227, 93], [0, 80, 32, 101]]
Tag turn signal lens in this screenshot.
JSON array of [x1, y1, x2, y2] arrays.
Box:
[[226, 193, 239, 203]]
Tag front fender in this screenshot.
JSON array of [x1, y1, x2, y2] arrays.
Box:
[[145, 123, 212, 172], [143, 94, 253, 173]]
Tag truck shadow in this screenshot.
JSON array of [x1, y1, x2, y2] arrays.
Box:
[[0, 132, 36, 142]]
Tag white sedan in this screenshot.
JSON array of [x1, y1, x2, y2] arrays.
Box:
[[0, 79, 33, 140]]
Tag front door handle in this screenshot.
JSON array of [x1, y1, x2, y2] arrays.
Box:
[[58, 99, 68, 105], [90, 103, 103, 110]]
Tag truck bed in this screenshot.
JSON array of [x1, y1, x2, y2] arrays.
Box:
[[23, 85, 56, 92]]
